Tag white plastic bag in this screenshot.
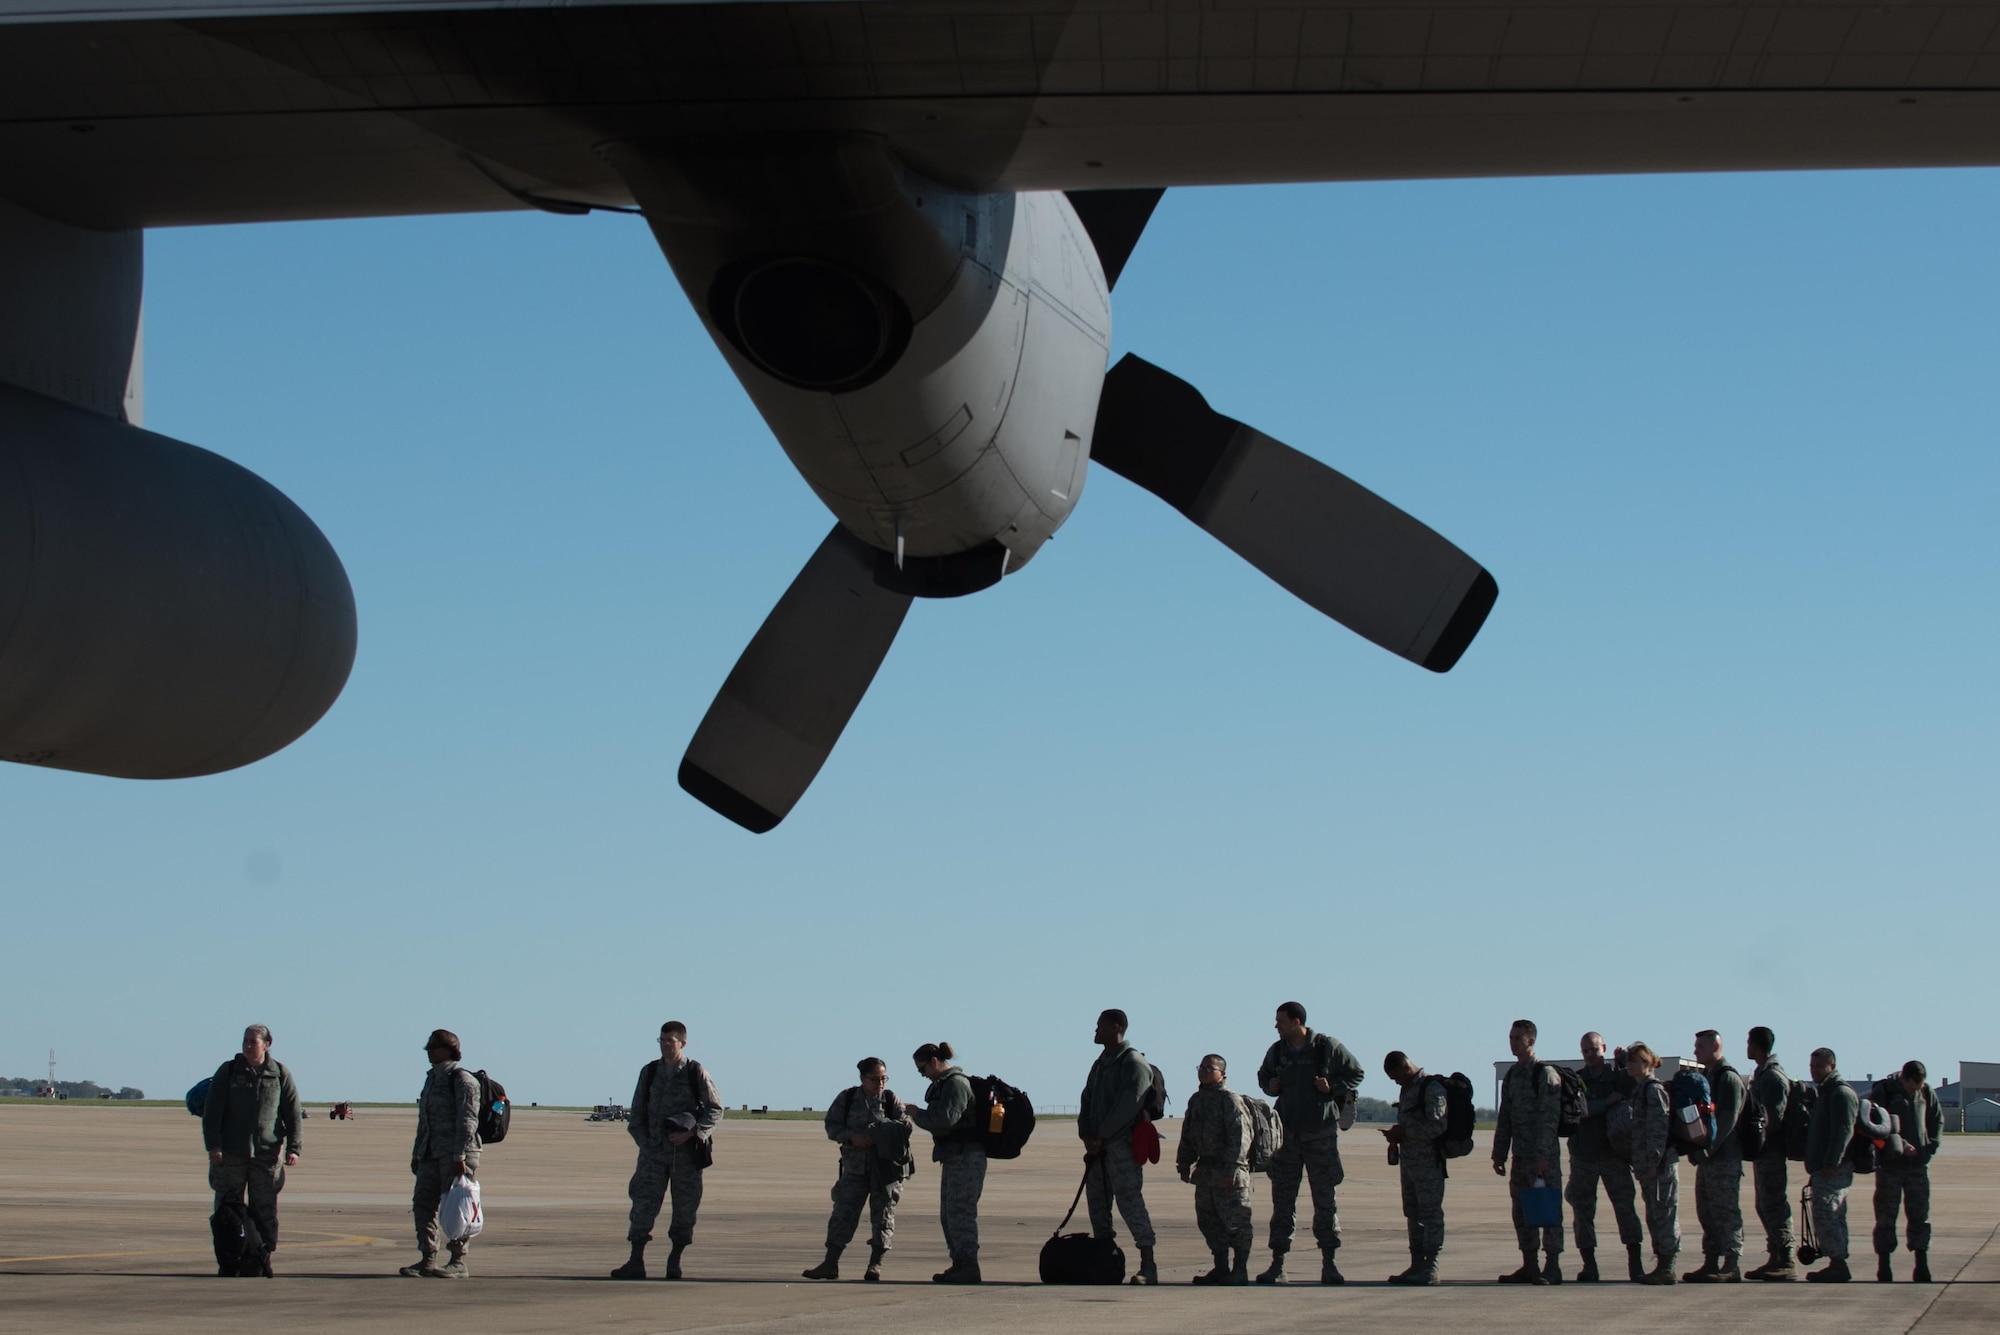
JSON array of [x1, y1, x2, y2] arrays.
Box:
[[441, 1175, 483, 1241]]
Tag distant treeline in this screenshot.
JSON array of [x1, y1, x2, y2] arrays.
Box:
[[1353, 1097, 1499, 1123], [0, 1078, 145, 1100]]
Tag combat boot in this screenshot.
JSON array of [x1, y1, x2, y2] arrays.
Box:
[[1754, 1251, 1796, 1281], [1388, 1248, 1420, 1284], [1229, 1247, 1251, 1285], [1807, 1257, 1851, 1283], [1877, 1254, 1895, 1282], [398, 1252, 438, 1278], [1254, 1251, 1288, 1284], [1913, 1250, 1932, 1283], [1132, 1246, 1158, 1285], [428, 1242, 469, 1279], [1192, 1250, 1228, 1284], [1684, 1254, 1721, 1282], [864, 1244, 885, 1282], [1744, 1252, 1775, 1279], [1542, 1251, 1563, 1285], [1637, 1252, 1678, 1285], [609, 1239, 648, 1280], [663, 1241, 686, 1280], [1626, 1244, 1646, 1281], [802, 1245, 842, 1281], [1499, 1249, 1546, 1284], [1320, 1249, 1345, 1285], [932, 1256, 981, 1284], [1576, 1247, 1599, 1282], [1412, 1250, 1441, 1286], [1718, 1253, 1743, 1282]]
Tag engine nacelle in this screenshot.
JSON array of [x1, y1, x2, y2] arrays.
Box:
[[0, 383, 357, 778], [612, 138, 1111, 585]]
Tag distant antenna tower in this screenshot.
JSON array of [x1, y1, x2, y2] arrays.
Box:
[[48, 1048, 57, 1097]]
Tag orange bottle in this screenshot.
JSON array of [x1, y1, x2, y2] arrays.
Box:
[[988, 1100, 1006, 1134]]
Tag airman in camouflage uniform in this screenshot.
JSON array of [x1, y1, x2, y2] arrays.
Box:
[[1567, 1031, 1643, 1282], [404, 1028, 481, 1279], [1627, 1043, 1682, 1284], [1804, 1047, 1860, 1283], [803, 1057, 913, 1282], [1685, 1029, 1747, 1283], [1493, 1019, 1565, 1284], [1080, 1009, 1160, 1285], [611, 1021, 722, 1281], [1177, 1054, 1252, 1285], [1254, 1001, 1365, 1285], [1872, 1060, 1942, 1283], [908, 1041, 984, 1284], [1384, 1051, 1448, 1286], [1745, 1027, 1795, 1280]]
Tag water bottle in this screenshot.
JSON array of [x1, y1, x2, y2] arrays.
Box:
[[1387, 1142, 1400, 1166], [988, 1100, 1005, 1135]]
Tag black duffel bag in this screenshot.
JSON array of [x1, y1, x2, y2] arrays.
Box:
[[1039, 1159, 1125, 1284]]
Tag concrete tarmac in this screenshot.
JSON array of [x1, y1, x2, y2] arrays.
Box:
[[3, 1104, 1995, 1333]]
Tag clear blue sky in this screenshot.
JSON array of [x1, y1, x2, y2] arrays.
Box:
[[4, 167, 1994, 1114]]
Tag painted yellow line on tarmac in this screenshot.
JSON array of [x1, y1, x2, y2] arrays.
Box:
[[0, 1230, 385, 1264]]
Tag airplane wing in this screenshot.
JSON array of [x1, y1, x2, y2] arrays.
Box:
[[4, 0, 2000, 228]]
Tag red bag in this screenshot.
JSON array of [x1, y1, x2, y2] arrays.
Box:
[[1130, 1116, 1161, 1165]]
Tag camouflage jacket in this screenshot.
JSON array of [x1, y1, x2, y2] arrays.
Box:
[[1079, 1040, 1152, 1143], [1573, 1059, 1634, 1156], [413, 1061, 480, 1162], [1806, 1071, 1859, 1173], [825, 1084, 909, 1172], [1707, 1060, 1748, 1156], [629, 1057, 722, 1152], [1256, 1031, 1364, 1138], [1751, 1056, 1791, 1155], [1629, 1074, 1673, 1172], [1176, 1083, 1249, 1186], [909, 1065, 977, 1163], [1397, 1068, 1450, 1149], [201, 1055, 302, 1160], [1492, 1059, 1564, 1169]]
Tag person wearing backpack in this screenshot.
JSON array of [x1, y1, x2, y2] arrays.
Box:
[[1177, 1054, 1252, 1285], [908, 1041, 983, 1284], [1803, 1046, 1860, 1283], [1566, 1031, 1643, 1283], [1871, 1060, 1942, 1283], [1744, 1026, 1796, 1280], [611, 1020, 722, 1281], [1492, 1019, 1567, 1285], [804, 1057, 914, 1282], [1624, 1043, 1682, 1284], [1383, 1051, 1449, 1286], [1254, 1001, 1365, 1285], [404, 1028, 481, 1279], [1078, 1009, 1161, 1285], [201, 1023, 302, 1274], [1682, 1029, 1748, 1283]]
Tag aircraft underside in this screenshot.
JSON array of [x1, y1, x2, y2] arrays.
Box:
[[3, 0, 1995, 826]]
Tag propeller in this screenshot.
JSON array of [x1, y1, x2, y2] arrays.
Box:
[[678, 525, 911, 832], [1089, 353, 1497, 672]]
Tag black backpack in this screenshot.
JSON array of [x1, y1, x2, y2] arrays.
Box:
[[1438, 1073, 1477, 1160], [1782, 1080, 1816, 1162], [957, 1074, 1036, 1160], [473, 1069, 511, 1145], [1139, 1061, 1168, 1123], [210, 1202, 272, 1278], [1039, 1163, 1125, 1284], [1545, 1064, 1588, 1139], [1736, 1089, 1770, 1161]]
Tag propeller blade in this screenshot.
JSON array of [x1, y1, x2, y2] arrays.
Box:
[[1065, 188, 1166, 290], [679, 525, 911, 832], [1091, 354, 1497, 672]]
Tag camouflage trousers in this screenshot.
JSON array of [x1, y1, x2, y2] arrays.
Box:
[[825, 1163, 901, 1252], [1752, 1152, 1793, 1255], [1809, 1166, 1854, 1259], [210, 1153, 284, 1253], [1694, 1142, 1744, 1258], [1265, 1129, 1343, 1253], [627, 1142, 704, 1245], [1193, 1172, 1254, 1255], [1873, 1160, 1931, 1255], [1507, 1153, 1564, 1255], [1085, 1139, 1156, 1249], [1637, 1158, 1681, 1258], [1399, 1148, 1447, 1256], [1565, 1148, 1641, 1250], [413, 1152, 479, 1257], [938, 1147, 986, 1261]]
